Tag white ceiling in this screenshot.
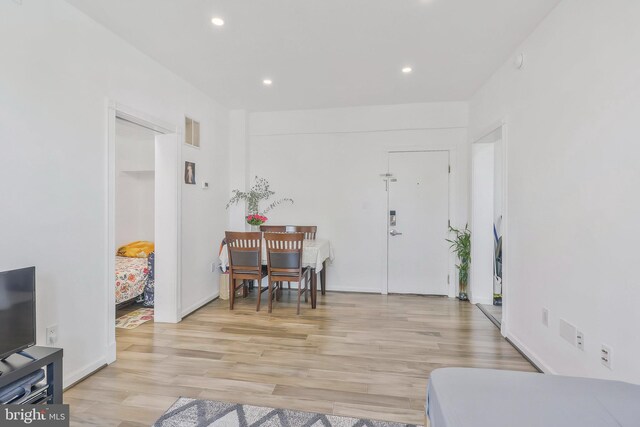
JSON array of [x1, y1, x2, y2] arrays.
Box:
[[66, 0, 561, 111]]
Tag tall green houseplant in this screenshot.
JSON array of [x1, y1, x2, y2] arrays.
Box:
[[447, 224, 471, 301]]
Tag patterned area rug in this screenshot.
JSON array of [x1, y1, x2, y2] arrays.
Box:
[[115, 308, 154, 329], [154, 398, 421, 427]]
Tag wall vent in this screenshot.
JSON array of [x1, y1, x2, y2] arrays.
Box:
[[185, 116, 200, 147]]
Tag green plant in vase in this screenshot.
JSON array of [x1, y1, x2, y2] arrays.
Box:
[[226, 177, 293, 229], [446, 224, 471, 301]]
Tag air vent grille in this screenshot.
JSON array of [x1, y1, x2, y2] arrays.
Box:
[[185, 116, 200, 147]]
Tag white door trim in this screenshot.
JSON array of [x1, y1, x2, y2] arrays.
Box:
[[105, 101, 182, 363], [383, 148, 454, 296], [469, 119, 509, 336]]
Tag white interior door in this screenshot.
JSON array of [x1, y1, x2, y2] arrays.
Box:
[[388, 151, 450, 295], [154, 133, 181, 323]]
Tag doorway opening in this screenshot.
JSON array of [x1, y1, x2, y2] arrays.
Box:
[[106, 105, 182, 364], [471, 126, 505, 327], [114, 117, 158, 325], [386, 150, 451, 295]]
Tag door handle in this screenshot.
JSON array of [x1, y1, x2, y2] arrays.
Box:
[[389, 229, 403, 236]]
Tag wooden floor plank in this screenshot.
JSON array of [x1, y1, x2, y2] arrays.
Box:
[[66, 292, 535, 426]]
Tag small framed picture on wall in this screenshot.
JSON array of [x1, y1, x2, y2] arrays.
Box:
[[185, 161, 196, 185]]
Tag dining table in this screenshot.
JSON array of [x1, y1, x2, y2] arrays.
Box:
[[219, 238, 334, 309]]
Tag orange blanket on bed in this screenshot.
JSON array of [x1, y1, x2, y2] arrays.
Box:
[[117, 241, 154, 258]]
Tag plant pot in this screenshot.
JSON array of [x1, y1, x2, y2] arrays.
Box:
[[457, 292, 469, 301], [249, 224, 260, 232]]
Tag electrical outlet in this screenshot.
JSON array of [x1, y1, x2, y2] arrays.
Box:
[[576, 331, 584, 351], [46, 325, 58, 345], [601, 344, 612, 369], [542, 308, 549, 327]]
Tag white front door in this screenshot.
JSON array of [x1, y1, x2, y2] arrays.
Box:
[[387, 151, 450, 295]]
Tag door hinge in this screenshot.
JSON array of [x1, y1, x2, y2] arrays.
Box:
[[448, 219, 451, 227], [447, 274, 450, 284], [448, 165, 451, 174]]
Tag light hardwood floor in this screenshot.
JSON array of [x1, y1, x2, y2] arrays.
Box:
[[66, 292, 535, 426]]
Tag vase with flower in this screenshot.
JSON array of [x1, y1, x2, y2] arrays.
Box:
[[246, 214, 268, 231], [226, 176, 293, 231]]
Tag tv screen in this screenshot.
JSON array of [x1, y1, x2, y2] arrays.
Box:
[[0, 267, 36, 360]]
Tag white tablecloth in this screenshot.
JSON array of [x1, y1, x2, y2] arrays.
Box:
[[219, 238, 334, 273]]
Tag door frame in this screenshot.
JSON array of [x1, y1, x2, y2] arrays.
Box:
[[105, 101, 183, 363], [470, 120, 509, 336], [470, 142, 495, 305], [384, 148, 454, 296]]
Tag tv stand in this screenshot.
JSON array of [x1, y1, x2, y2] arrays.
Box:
[[16, 350, 37, 361], [0, 346, 63, 404]]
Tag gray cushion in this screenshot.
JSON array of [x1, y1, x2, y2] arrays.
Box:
[[427, 368, 640, 427], [269, 252, 300, 269], [230, 249, 259, 267]]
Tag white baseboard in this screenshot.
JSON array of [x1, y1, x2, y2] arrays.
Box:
[[64, 357, 108, 389], [181, 292, 219, 318], [107, 341, 116, 364], [324, 286, 383, 294], [506, 331, 556, 374]]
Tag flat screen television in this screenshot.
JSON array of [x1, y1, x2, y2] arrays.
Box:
[[0, 267, 36, 361]]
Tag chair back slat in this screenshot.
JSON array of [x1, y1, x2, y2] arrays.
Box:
[[286, 225, 317, 240], [225, 231, 262, 271], [264, 232, 304, 275]]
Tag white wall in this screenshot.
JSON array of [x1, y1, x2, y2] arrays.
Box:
[[468, 0, 640, 383], [0, 0, 229, 386], [227, 110, 250, 231], [248, 103, 468, 294], [115, 120, 156, 247], [115, 172, 155, 247]]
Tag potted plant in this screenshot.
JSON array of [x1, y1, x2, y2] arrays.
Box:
[[226, 176, 293, 230], [447, 224, 471, 301]]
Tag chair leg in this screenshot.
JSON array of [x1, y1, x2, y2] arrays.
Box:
[[229, 278, 235, 310], [256, 283, 262, 312], [243, 280, 248, 298], [297, 281, 302, 315], [288, 281, 291, 289], [268, 281, 274, 313], [304, 276, 308, 304]]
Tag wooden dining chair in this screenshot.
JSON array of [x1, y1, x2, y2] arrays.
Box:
[[264, 232, 311, 314], [286, 225, 317, 240], [225, 231, 268, 311], [260, 225, 288, 232]]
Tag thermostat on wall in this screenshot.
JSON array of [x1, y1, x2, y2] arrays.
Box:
[[202, 182, 209, 189]]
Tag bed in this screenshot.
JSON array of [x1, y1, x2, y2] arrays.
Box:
[[115, 256, 149, 305], [426, 368, 640, 427], [115, 241, 155, 308]]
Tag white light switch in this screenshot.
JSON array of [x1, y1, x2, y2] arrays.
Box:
[[46, 325, 58, 345], [542, 308, 549, 327]]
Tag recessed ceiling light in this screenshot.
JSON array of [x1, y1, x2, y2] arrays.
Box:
[[263, 79, 273, 86], [211, 17, 225, 26], [402, 66, 413, 74]]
